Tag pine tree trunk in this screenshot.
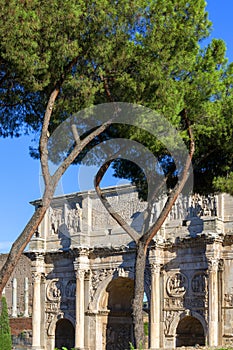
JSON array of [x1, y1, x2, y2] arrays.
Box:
[[132, 240, 147, 349]]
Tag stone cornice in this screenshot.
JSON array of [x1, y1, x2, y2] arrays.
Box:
[[161, 232, 224, 251], [30, 184, 137, 207]]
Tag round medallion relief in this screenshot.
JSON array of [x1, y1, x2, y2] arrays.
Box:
[[65, 279, 76, 298], [47, 279, 63, 301], [167, 272, 188, 296], [191, 273, 207, 294]]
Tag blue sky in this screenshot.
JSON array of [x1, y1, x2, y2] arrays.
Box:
[[1, 1, 233, 253]]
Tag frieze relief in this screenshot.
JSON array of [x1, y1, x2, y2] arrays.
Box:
[[164, 296, 208, 310], [184, 297, 207, 309], [49, 202, 82, 235], [152, 193, 217, 223], [164, 310, 178, 336], [45, 302, 59, 313], [164, 297, 184, 309], [91, 195, 146, 230], [187, 194, 216, 218]]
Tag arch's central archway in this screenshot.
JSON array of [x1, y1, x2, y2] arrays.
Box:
[[55, 318, 75, 350], [176, 316, 205, 347]]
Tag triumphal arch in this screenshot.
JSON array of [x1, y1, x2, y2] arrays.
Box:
[[27, 184, 233, 349]]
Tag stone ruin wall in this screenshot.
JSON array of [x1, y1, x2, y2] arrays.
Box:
[[0, 253, 33, 347]]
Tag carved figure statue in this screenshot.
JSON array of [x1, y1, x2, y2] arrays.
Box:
[[50, 208, 62, 234], [66, 203, 82, 233]]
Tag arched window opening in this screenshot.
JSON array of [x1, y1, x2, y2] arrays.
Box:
[[176, 316, 205, 347]]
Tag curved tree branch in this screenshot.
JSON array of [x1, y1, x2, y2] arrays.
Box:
[[142, 110, 195, 250], [94, 159, 141, 242]]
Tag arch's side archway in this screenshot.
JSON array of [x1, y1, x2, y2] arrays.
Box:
[[176, 316, 205, 347], [55, 318, 75, 350], [104, 277, 134, 350]]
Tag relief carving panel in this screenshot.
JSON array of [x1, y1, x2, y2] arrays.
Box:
[[191, 273, 207, 294], [167, 273, 188, 297], [65, 279, 76, 298], [46, 279, 63, 301]]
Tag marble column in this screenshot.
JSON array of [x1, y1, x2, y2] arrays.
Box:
[[12, 277, 17, 317], [75, 270, 85, 349], [24, 277, 29, 317], [150, 263, 160, 349], [32, 272, 41, 349], [208, 258, 219, 346]]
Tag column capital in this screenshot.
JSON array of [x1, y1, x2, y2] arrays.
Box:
[[207, 258, 219, 272], [150, 262, 161, 274], [74, 254, 89, 273], [75, 269, 85, 280], [32, 272, 41, 283]]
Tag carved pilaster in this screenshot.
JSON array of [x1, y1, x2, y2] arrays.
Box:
[[74, 251, 89, 350], [150, 262, 161, 349], [207, 258, 219, 346], [31, 253, 44, 350], [74, 269, 85, 349], [32, 272, 42, 349]]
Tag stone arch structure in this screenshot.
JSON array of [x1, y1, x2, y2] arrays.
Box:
[[176, 315, 205, 347], [88, 267, 150, 349], [27, 187, 233, 349], [169, 311, 206, 348], [55, 318, 75, 350], [90, 267, 151, 313], [48, 313, 75, 337], [91, 273, 115, 312], [47, 313, 75, 349]]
